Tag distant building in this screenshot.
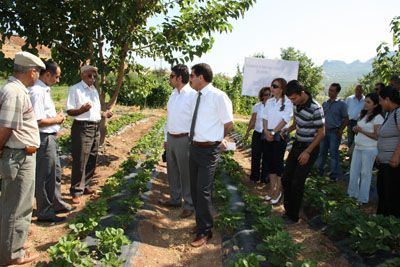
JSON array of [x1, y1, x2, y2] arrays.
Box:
[[1, 35, 51, 59]]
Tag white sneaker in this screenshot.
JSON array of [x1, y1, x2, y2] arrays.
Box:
[[270, 192, 282, 205], [265, 195, 272, 201]]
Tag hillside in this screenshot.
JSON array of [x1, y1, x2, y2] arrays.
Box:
[[322, 58, 373, 90]]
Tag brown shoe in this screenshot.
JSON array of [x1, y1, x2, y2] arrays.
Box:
[[72, 196, 81, 204], [190, 232, 212, 247], [179, 209, 194, 219], [189, 226, 197, 234], [84, 188, 96, 195], [9, 252, 39, 265]]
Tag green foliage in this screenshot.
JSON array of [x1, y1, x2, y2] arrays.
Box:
[[0, 0, 256, 108], [257, 231, 301, 267], [215, 209, 245, 233], [350, 215, 400, 255], [47, 235, 93, 267], [280, 47, 324, 97], [359, 16, 400, 90], [95, 227, 130, 255], [228, 253, 266, 267], [107, 113, 145, 135]]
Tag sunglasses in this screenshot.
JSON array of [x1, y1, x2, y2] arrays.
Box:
[[271, 84, 280, 89], [263, 93, 271, 97], [86, 74, 97, 79], [170, 74, 176, 78]]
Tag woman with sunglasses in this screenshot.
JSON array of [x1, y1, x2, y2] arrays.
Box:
[[262, 78, 293, 204], [244, 87, 271, 183]]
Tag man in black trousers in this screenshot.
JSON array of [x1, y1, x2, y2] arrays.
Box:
[[281, 80, 325, 223], [188, 63, 233, 247]]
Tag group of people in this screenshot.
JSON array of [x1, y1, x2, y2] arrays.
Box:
[[0, 51, 399, 264], [245, 76, 400, 221], [0, 51, 110, 265]]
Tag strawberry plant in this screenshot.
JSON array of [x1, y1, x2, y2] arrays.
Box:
[[95, 227, 130, 255], [228, 253, 266, 267], [47, 235, 93, 266]]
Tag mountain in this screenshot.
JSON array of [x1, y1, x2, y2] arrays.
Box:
[[322, 58, 374, 90]]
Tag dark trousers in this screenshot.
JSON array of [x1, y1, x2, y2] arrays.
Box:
[[250, 131, 268, 182], [377, 164, 400, 218], [35, 133, 63, 219], [189, 144, 220, 234], [264, 138, 287, 176], [282, 141, 319, 221], [348, 119, 357, 148], [70, 120, 100, 196]]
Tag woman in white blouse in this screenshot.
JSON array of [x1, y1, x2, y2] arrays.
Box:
[[262, 78, 293, 204], [348, 92, 384, 204], [244, 87, 271, 183]]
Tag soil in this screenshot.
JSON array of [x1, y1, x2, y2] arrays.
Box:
[[24, 108, 164, 266], [21, 109, 374, 266]]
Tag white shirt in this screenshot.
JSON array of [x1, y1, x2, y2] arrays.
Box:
[[66, 81, 101, 122], [164, 84, 197, 141], [192, 83, 233, 142], [346, 95, 365, 120], [262, 96, 293, 130], [355, 114, 384, 149], [252, 102, 266, 133], [29, 80, 60, 133]]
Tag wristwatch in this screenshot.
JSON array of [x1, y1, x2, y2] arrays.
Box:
[[270, 131, 275, 136]]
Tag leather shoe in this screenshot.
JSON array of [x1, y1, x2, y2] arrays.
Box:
[[55, 205, 76, 214], [37, 215, 66, 223], [72, 196, 81, 204], [8, 252, 39, 265], [189, 226, 197, 234], [158, 199, 181, 207], [190, 232, 212, 247], [179, 209, 194, 219], [84, 188, 96, 195]]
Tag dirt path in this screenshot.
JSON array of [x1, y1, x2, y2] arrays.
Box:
[[130, 162, 223, 267], [231, 144, 350, 266], [25, 109, 164, 266]]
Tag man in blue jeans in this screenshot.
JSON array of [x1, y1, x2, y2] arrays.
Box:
[[316, 83, 348, 180]]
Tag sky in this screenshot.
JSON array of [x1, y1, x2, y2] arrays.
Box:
[[138, 0, 400, 77]]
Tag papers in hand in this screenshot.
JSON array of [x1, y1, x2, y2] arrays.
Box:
[[225, 142, 236, 151]]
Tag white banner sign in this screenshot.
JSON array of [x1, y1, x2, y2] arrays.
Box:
[[242, 57, 299, 96]]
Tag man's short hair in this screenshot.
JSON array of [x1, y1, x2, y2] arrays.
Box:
[[375, 82, 385, 90], [40, 60, 59, 76], [171, 64, 189, 84], [286, 80, 305, 96], [13, 64, 38, 74], [191, 63, 213, 83], [330, 83, 342, 93]]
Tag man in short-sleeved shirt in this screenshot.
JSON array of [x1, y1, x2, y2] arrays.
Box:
[[316, 83, 348, 180], [188, 63, 233, 247], [0, 52, 44, 265], [282, 80, 325, 223], [346, 85, 365, 148], [66, 65, 112, 204], [29, 60, 73, 223]]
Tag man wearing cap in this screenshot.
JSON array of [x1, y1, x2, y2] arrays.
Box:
[[0, 51, 44, 265], [66, 65, 112, 204], [29, 60, 73, 223]]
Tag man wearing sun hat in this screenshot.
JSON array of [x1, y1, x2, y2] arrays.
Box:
[[0, 51, 45, 265], [66, 65, 112, 205]]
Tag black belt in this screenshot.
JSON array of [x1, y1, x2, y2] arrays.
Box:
[[192, 141, 221, 147], [74, 120, 100, 125], [4, 146, 38, 154], [168, 132, 189, 138], [40, 132, 57, 135]]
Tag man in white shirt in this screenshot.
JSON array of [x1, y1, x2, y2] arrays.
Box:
[[188, 63, 233, 247], [161, 64, 197, 218], [66, 65, 112, 204], [29, 60, 73, 223], [346, 84, 365, 148]]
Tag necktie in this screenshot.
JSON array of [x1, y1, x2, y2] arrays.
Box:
[[189, 92, 202, 142]]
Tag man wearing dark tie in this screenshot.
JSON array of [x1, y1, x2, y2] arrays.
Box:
[[188, 63, 233, 247]]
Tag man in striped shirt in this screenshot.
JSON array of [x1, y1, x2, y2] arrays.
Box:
[[281, 80, 325, 223]]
